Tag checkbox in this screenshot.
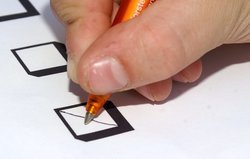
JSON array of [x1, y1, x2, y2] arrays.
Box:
[[59, 105, 117, 136], [0, 1, 26, 16], [55, 101, 134, 142], [12, 42, 67, 77], [0, 0, 39, 22]]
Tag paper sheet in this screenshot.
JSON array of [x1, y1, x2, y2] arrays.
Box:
[[1, 0, 250, 159]]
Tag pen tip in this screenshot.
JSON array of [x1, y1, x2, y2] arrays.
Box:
[[84, 112, 95, 125]]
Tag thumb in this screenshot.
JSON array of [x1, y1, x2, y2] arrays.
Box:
[[77, 0, 235, 94]]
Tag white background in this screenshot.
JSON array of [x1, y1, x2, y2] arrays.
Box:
[[0, 0, 250, 159]]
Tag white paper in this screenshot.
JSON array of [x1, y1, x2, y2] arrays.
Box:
[[0, 0, 250, 159], [0, 1, 26, 16]]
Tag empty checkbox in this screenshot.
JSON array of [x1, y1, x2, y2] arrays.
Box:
[[0, 0, 39, 22], [12, 42, 67, 77], [0, 1, 26, 17]]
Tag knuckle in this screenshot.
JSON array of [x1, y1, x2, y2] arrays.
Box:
[[50, 0, 83, 25]]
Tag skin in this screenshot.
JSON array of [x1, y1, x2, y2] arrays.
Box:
[[51, 0, 250, 101]]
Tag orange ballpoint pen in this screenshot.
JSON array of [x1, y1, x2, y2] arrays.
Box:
[[85, 0, 156, 125]]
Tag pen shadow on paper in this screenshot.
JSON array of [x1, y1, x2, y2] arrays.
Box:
[[165, 43, 250, 102]]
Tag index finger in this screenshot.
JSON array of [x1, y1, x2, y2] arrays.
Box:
[[51, 0, 115, 83]]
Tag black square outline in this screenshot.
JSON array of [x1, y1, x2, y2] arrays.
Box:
[[0, 0, 39, 22], [11, 41, 67, 77], [54, 101, 134, 142]]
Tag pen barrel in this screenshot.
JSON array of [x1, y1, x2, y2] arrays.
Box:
[[113, 0, 156, 25], [86, 94, 111, 115]]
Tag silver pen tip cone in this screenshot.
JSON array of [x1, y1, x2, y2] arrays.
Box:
[[84, 112, 95, 125]]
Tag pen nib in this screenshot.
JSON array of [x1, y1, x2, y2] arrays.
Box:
[[84, 112, 95, 125]]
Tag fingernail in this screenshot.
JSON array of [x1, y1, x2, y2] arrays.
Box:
[[67, 55, 79, 83], [88, 57, 128, 94], [136, 87, 155, 101], [173, 73, 189, 83]]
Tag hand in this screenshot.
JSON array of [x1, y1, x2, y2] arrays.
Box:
[[51, 0, 250, 101]]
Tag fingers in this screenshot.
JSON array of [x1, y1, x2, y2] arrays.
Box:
[[51, 0, 250, 102], [173, 60, 202, 83], [136, 60, 202, 101], [51, 0, 115, 82], [223, 0, 250, 43], [136, 79, 172, 102], [77, 0, 228, 95]]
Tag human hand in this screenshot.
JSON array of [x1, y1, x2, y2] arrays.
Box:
[[51, 0, 250, 101]]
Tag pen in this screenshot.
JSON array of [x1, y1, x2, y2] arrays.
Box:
[[85, 0, 156, 125]]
